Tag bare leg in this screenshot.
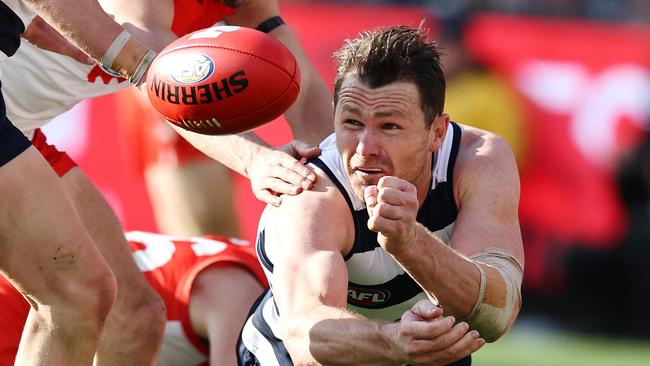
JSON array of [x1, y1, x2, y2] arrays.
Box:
[[61, 168, 166, 366], [145, 159, 240, 237], [0, 148, 116, 366]]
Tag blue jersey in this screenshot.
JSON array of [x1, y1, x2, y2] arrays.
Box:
[[239, 123, 470, 366]]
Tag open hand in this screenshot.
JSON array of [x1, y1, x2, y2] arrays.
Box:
[[396, 300, 485, 365], [249, 140, 321, 206]]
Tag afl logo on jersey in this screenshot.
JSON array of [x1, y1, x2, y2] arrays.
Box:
[[169, 53, 215, 85], [347, 286, 391, 307]]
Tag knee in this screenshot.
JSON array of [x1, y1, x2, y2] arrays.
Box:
[[133, 291, 166, 343], [139, 289, 167, 331], [117, 284, 166, 338], [38, 265, 117, 334], [90, 269, 118, 322], [67, 267, 117, 325]]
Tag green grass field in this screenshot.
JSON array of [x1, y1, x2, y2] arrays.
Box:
[[473, 323, 650, 366]]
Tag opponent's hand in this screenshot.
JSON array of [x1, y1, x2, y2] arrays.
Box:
[[395, 300, 485, 365], [22, 16, 94, 64], [248, 140, 321, 206], [364, 176, 419, 255]]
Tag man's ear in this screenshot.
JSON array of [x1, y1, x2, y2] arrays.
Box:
[[429, 113, 450, 151]]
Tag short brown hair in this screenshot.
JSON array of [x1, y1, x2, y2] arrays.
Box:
[[333, 24, 445, 127]]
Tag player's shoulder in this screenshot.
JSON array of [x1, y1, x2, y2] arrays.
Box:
[[453, 123, 519, 191], [278, 133, 354, 212], [456, 123, 517, 169], [265, 165, 354, 254], [275, 167, 350, 222]]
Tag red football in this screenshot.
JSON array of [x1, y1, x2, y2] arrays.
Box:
[[146, 25, 300, 135]]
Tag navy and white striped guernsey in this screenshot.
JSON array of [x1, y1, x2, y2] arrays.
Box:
[[238, 122, 470, 366]]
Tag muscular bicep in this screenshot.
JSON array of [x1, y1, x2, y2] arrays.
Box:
[[273, 244, 349, 318], [264, 178, 353, 321], [451, 135, 524, 266]]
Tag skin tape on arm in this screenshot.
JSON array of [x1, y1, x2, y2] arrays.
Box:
[[464, 247, 523, 342]]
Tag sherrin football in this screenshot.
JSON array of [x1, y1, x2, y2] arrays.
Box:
[[146, 25, 300, 135]]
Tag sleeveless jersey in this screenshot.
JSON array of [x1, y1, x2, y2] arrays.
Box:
[[239, 123, 471, 365], [0, 0, 234, 135], [0, 231, 267, 366]]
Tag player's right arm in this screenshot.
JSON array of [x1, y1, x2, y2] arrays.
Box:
[[266, 174, 477, 365], [8, 1, 173, 77], [22, 0, 155, 83], [97, 0, 177, 51], [171, 127, 320, 206], [101, 0, 324, 206], [22, 0, 124, 59], [223, 0, 334, 146]]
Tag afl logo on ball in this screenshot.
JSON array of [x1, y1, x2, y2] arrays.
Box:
[[169, 53, 215, 85]]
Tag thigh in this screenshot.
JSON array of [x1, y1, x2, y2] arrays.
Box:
[[0, 147, 109, 302], [60, 167, 149, 290]]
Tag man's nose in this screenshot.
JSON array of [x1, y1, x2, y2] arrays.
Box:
[[356, 129, 380, 157]]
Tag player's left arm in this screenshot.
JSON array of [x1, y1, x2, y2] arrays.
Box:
[[223, 0, 334, 145], [366, 131, 524, 343]]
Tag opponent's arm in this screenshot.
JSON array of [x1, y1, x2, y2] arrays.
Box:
[[224, 0, 334, 145], [268, 174, 480, 365], [172, 126, 320, 206], [98, 0, 322, 205], [23, 0, 154, 83], [21, 16, 93, 64], [365, 130, 523, 342], [97, 0, 177, 51], [22, 0, 122, 59]]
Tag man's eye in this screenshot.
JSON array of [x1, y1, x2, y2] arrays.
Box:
[[382, 123, 400, 130], [344, 119, 362, 126]]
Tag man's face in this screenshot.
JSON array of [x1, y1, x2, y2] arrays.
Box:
[[335, 73, 442, 202]]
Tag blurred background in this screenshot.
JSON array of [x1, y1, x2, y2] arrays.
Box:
[[43, 0, 650, 364]]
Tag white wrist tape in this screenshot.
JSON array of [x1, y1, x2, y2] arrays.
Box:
[[464, 247, 523, 342], [129, 49, 156, 86], [100, 29, 131, 70]]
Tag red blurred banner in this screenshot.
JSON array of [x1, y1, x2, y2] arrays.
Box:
[[465, 14, 650, 288]]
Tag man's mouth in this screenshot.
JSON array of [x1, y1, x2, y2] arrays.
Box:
[[353, 167, 384, 178]]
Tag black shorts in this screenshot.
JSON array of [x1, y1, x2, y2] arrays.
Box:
[[0, 81, 30, 167]]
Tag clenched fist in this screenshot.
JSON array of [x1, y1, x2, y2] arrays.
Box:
[[364, 176, 419, 255]]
